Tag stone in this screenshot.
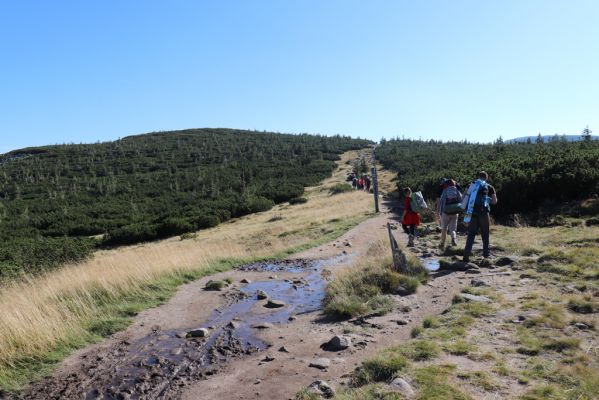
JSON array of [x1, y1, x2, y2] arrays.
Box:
[[396, 285, 412, 296], [265, 299, 286, 308], [288, 315, 297, 321], [309, 358, 331, 370], [278, 346, 290, 353], [306, 380, 335, 398], [460, 293, 492, 303], [443, 261, 479, 271], [262, 354, 275, 362], [240, 278, 251, 284], [186, 328, 210, 338], [344, 241, 352, 247], [252, 322, 274, 329], [470, 279, 489, 287], [170, 347, 183, 356], [323, 335, 352, 351], [574, 322, 589, 330], [175, 331, 187, 338], [389, 377, 415, 397], [227, 321, 239, 329], [393, 319, 409, 325], [256, 290, 269, 300], [495, 256, 515, 266]]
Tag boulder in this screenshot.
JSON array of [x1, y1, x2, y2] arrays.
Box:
[[186, 328, 209, 338], [322, 335, 352, 351], [265, 299, 286, 308], [574, 322, 589, 330], [306, 380, 335, 399], [470, 279, 488, 287], [389, 377, 415, 397], [309, 358, 331, 370]]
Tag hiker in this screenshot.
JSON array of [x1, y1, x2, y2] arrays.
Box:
[[462, 171, 498, 262], [357, 177, 364, 190], [402, 187, 420, 247], [364, 175, 371, 192], [352, 175, 357, 189], [437, 178, 462, 250]]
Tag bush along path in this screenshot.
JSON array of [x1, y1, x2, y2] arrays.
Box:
[[306, 219, 599, 400]]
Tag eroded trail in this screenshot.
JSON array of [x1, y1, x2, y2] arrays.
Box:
[[16, 207, 482, 400]]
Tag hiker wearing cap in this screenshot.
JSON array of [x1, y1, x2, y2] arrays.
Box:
[[437, 178, 462, 250], [462, 171, 498, 262], [402, 187, 421, 247]]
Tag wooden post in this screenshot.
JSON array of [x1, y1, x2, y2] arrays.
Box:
[[387, 222, 408, 274], [371, 167, 379, 213]]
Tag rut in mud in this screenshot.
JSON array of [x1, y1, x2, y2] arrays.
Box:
[[17, 257, 347, 400]]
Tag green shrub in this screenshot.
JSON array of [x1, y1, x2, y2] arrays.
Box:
[[289, 197, 308, 205], [353, 354, 409, 385], [330, 183, 353, 194]]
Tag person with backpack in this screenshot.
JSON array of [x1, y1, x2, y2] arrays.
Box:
[[462, 171, 498, 262], [437, 178, 462, 250], [402, 187, 421, 247]]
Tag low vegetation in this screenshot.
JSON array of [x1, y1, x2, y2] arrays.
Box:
[[375, 138, 599, 219], [323, 239, 427, 319], [337, 214, 598, 399]]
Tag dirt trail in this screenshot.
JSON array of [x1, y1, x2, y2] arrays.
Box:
[[16, 199, 481, 400]]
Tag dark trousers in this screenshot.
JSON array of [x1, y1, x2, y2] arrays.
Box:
[[464, 213, 490, 259], [402, 224, 416, 236]]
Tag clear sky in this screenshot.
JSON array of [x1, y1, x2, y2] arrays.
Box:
[[1, 0, 598, 153]]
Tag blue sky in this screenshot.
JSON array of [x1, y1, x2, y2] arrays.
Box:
[[1, 0, 598, 153]]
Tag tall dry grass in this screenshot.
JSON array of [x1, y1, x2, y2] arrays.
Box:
[[0, 150, 374, 389]]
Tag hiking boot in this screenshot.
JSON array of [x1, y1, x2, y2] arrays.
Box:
[[407, 234, 415, 247], [451, 238, 457, 246], [462, 256, 470, 263]]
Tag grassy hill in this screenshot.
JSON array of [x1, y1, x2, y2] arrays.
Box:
[[0, 128, 371, 277]]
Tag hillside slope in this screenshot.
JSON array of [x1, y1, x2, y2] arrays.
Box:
[[0, 129, 371, 276]]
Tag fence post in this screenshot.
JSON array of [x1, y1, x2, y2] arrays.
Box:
[[371, 167, 379, 213], [387, 222, 408, 274]]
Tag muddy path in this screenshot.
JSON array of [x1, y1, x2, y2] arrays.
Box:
[[15, 201, 488, 400]]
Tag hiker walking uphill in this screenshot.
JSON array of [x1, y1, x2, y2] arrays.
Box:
[[462, 171, 498, 262], [437, 178, 462, 250], [402, 187, 425, 247]]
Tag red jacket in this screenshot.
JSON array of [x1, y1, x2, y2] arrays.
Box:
[[402, 197, 421, 226]]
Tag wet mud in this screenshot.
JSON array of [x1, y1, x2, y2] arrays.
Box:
[[17, 257, 344, 400]]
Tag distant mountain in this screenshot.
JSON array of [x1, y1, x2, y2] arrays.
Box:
[[506, 134, 598, 143]]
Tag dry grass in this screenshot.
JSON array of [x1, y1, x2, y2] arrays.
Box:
[[0, 150, 375, 390]]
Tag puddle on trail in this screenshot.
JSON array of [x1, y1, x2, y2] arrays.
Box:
[[80, 256, 347, 400], [421, 257, 440, 272]]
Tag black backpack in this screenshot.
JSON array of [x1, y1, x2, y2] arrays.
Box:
[[472, 183, 490, 215]]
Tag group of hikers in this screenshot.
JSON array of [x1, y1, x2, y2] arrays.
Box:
[[347, 172, 372, 192], [402, 171, 498, 262]]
